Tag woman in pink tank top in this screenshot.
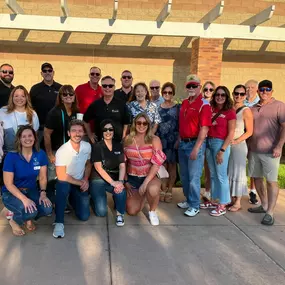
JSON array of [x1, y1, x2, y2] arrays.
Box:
[[124, 113, 166, 226]]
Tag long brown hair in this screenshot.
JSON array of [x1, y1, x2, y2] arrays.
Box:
[[6, 85, 34, 125], [124, 113, 153, 146], [128, 82, 150, 102], [56, 85, 79, 113], [211, 86, 233, 111], [15, 125, 39, 153]]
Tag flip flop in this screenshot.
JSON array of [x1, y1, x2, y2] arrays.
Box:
[[228, 206, 242, 212]]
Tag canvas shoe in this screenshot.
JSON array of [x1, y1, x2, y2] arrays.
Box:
[[53, 223, 65, 238], [149, 211, 159, 226], [116, 215, 125, 227]]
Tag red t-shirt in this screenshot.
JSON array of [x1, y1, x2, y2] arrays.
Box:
[[208, 108, 236, 140], [75, 82, 103, 114], [179, 94, 212, 138]]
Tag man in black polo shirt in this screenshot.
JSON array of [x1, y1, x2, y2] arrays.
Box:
[[0, 63, 14, 108], [114, 70, 133, 102], [30, 62, 62, 143], [84, 75, 130, 143]]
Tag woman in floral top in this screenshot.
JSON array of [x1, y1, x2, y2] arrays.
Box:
[[127, 82, 161, 134]]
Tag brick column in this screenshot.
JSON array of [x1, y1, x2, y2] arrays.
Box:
[[190, 38, 224, 85]]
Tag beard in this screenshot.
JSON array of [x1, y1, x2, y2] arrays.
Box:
[[1, 76, 13, 84]]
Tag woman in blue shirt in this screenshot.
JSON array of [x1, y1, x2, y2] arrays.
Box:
[[2, 125, 52, 236]]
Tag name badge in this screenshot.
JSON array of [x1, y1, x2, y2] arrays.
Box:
[[34, 166, 41, 170]]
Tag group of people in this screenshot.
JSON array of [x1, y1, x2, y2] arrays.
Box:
[[0, 62, 284, 239]]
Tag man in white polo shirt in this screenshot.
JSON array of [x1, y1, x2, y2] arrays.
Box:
[[53, 120, 92, 238]]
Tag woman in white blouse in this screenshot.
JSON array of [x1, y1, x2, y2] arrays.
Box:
[[0, 85, 39, 153]]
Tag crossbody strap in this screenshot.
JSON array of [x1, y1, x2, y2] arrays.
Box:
[[236, 106, 246, 114], [211, 110, 223, 123]]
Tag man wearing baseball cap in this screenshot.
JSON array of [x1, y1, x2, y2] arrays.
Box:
[[177, 74, 212, 217], [247, 80, 285, 225]]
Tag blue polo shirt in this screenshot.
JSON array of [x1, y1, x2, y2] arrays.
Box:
[[2, 149, 48, 193]]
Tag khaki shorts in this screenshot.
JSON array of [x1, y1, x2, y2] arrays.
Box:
[[248, 152, 281, 182]]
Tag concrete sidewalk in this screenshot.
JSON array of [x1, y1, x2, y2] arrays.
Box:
[[1, 189, 285, 285]]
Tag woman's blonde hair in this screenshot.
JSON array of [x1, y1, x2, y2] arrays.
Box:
[[15, 125, 39, 153], [124, 113, 153, 146], [6, 85, 34, 125]]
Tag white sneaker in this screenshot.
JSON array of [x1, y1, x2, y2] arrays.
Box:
[[184, 207, 200, 217], [177, 201, 189, 209], [6, 210, 14, 220], [149, 211, 159, 226], [53, 223, 65, 238]]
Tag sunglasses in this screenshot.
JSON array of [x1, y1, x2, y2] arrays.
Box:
[[204, 88, 214, 92], [162, 91, 173, 95], [42, 69, 53, 73], [90, 72, 101, 77], [102, 127, 114, 132], [259, 87, 272, 92], [215, 93, 226, 97], [1, 70, 14, 75], [62, 92, 75, 97], [122, 76, 132, 79], [102, 84, 114, 89], [136, 121, 148, 126], [186, 84, 199, 89], [150, 86, 160, 90], [234, 91, 246, 97]]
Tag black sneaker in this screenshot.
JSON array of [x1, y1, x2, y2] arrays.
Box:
[[249, 191, 258, 205], [116, 215, 125, 227]]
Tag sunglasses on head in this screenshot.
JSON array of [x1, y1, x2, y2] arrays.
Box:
[[42, 69, 53, 73], [136, 121, 148, 126], [62, 92, 75, 97], [234, 91, 246, 97], [150, 86, 160, 90], [203, 88, 214, 92], [1, 70, 14, 75], [90, 72, 101, 77], [215, 93, 226, 97], [122, 75, 132, 79], [102, 127, 114, 132], [186, 84, 199, 89], [162, 91, 173, 95], [259, 87, 272, 92], [102, 84, 114, 89]]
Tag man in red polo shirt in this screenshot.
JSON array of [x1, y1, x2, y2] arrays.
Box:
[[177, 74, 212, 217], [75, 66, 103, 114]]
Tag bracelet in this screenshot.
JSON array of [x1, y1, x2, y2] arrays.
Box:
[[40, 189, 46, 193], [119, 180, 125, 184], [220, 148, 225, 152]]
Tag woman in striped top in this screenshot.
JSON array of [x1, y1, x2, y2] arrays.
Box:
[[124, 113, 166, 226]]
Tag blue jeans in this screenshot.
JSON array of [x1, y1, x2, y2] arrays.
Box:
[[2, 188, 53, 225], [90, 179, 126, 216], [178, 140, 205, 209], [55, 181, 90, 223], [206, 138, 231, 205]]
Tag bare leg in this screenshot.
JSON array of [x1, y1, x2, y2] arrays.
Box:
[[250, 177, 255, 190], [146, 177, 161, 211], [229, 196, 242, 212], [254, 177, 268, 210], [166, 163, 177, 193], [266, 181, 279, 216], [126, 192, 145, 216]]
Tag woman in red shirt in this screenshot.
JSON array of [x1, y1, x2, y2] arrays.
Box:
[[201, 86, 236, 216]]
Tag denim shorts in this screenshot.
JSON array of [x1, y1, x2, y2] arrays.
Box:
[[127, 175, 146, 190]]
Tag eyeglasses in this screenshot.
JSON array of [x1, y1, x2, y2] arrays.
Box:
[[162, 91, 173, 95], [102, 127, 114, 132], [1, 70, 14, 75], [259, 87, 272, 92], [90, 72, 101, 77], [102, 84, 114, 89], [136, 121, 148, 126], [203, 88, 214, 92], [233, 92, 246, 97], [42, 69, 53, 73], [186, 84, 199, 89], [122, 76, 132, 79], [62, 92, 75, 97], [150, 86, 160, 90], [215, 93, 226, 97]]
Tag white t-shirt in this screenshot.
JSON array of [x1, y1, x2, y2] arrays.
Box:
[[55, 140, 91, 180]]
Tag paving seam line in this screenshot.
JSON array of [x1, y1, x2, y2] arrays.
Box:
[[106, 216, 113, 285]]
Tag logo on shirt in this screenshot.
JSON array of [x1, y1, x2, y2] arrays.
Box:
[[114, 151, 121, 155], [33, 157, 40, 166], [112, 109, 119, 113]]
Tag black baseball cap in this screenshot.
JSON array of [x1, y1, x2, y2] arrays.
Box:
[[258, 80, 272, 89], [41, 62, 53, 71]]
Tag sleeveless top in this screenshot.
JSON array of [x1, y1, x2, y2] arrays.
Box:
[[234, 107, 248, 139]]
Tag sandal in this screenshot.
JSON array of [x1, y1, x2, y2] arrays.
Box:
[[160, 191, 166, 202], [164, 192, 172, 203], [210, 205, 226, 217], [200, 201, 216, 209], [228, 205, 242, 212]]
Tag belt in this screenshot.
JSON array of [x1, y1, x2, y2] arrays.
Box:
[[181, 137, 198, 142]]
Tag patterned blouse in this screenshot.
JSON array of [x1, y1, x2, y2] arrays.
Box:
[[127, 100, 161, 125]]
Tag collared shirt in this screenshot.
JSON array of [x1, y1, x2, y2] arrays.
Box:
[[2, 149, 48, 193], [0, 80, 14, 108], [152, 96, 165, 107], [83, 96, 131, 141], [127, 100, 161, 125], [30, 80, 62, 128], [75, 82, 103, 114], [244, 95, 260, 107], [55, 140, 91, 180], [179, 94, 212, 139], [248, 98, 285, 153], [114, 87, 133, 103]]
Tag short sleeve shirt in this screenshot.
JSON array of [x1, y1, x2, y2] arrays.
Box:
[[114, 88, 133, 103], [244, 95, 260, 107], [55, 140, 91, 180], [179, 94, 212, 138], [208, 108, 236, 140], [91, 140, 124, 180], [0, 81, 14, 108], [2, 149, 48, 193], [248, 98, 285, 153]]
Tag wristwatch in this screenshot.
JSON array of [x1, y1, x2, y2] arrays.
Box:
[[220, 148, 225, 152], [40, 189, 46, 193]]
